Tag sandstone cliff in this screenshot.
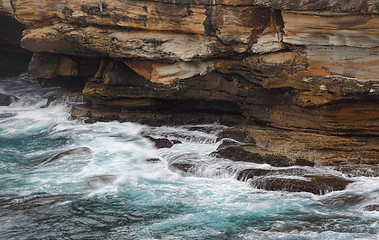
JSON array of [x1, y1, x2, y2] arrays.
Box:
[[0, 0, 378, 166]]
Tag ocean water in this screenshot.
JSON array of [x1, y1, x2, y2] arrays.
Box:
[[0, 74, 378, 240]]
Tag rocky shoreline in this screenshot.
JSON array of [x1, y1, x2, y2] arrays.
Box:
[[0, 0, 378, 195]]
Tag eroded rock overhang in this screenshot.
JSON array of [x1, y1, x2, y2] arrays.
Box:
[[0, 0, 378, 135]]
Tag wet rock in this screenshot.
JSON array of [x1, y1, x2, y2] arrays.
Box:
[[84, 174, 117, 188], [216, 128, 256, 145], [334, 165, 379, 177], [169, 162, 195, 173], [40, 96, 56, 108], [39, 147, 91, 166], [145, 158, 161, 163], [145, 136, 181, 149], [0, 113, 16, 118], [217, 139, 240, 151], [0, 93, 17, 106], [72, 105, 244, 126], [295, 158, 315, 167], [1, 0, 377, 167], [320, 192, 365, 206], [237, 168, 311, 181], [237, 169, 273, 181], [364, 205, 379, 211], [251, 175, 353, 195], [214, 146, 292, 167], [0, 194, 66, 210]]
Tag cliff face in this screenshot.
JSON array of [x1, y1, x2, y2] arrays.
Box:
[[0, 1, 378, 164]]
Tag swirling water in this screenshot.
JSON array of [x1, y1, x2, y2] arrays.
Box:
[[0, 74, 378, 240]]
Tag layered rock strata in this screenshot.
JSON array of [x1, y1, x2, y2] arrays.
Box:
[[0, 0, 378, 166]]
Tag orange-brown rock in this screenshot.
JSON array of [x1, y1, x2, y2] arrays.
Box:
[[0, 1, 378, 166], [254, 0, 379, 13], [215, 125, 379, 166], [0, 0, 284, 60]]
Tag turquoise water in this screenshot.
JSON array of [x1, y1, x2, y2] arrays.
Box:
[[0, 74, 378, 239]]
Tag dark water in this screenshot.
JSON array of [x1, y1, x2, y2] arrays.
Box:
[[0, 74, 378, 239]]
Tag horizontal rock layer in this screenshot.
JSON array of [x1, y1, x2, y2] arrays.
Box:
[[0, 1, 378, 166]]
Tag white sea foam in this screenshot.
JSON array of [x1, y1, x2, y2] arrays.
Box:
[[1, 74, 378, 239]]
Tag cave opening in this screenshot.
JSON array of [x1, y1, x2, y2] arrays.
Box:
[[0, 14, 32, 77]]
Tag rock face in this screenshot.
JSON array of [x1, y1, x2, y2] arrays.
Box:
[[0, 1, 378, 165]]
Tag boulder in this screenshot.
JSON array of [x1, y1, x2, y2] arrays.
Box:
[[251, 175, 353, 195]]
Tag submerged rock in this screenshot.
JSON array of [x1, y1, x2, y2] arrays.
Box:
[[39, 147, 91, 166], [169, 162, 195, 174], [84, 174, 117, 188], [250, 175, 353, 195], [145, 158, 161, 163], [145, 136, 181, 149], [364, 205, 379, 211], [320, 192, 365, 206], [0, 194, 66, 210], [0, 113, 16, 118]]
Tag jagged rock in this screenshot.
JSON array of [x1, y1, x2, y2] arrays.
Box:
[[251, 175, 353, 195]]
